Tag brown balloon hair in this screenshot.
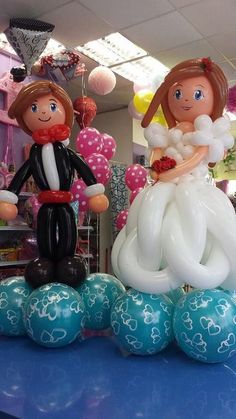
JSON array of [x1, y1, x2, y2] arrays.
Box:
[[8, 80, 74, 135], [141, 58, 228, 129]]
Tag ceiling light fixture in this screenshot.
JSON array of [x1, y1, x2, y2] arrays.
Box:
[[77, 32, 147, 67], [77, 32, 169, 83], [111, 55, 169, 83]]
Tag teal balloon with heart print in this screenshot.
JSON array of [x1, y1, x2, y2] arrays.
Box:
[[166, 287, 186, 305], [223, 289, 236, 305], [0, 276, 33, 336], [110, 289, 174, 355], [24, 283, 85, 347], [173, 289, 236, 363], [77, 273, 125, 330]]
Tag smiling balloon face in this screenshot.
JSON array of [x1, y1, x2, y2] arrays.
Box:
[[23, 93, 66, 132], [167, 76, 214, 123]]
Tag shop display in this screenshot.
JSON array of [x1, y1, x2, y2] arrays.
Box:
[[1, 57, 236, 366]]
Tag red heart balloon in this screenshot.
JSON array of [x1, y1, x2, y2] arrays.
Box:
[[73, 96, 97, 129]]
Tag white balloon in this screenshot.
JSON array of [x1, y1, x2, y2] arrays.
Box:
[[162, 202, 230, 288], [149, 134, 169, 148], [111, 226, 127, 283], [144, 123, 168, 148], [207, 140, 224, 162], [174, 182, 206, 261], [219, 133, 235, 149], [212, 116, 231, 137], [182, 133, 193, 144], [181, 145, 195, 159], [165, 147, 183, 163], [175, 141, 184, 153], [191, 130, 213, 145], [169, 128, 182, 144], [126, 187, 149, 235], [118, 228, 184, 294], [136, 183, 175, 270], [42, 143, 60, 190], [194, 114, 212, 131]]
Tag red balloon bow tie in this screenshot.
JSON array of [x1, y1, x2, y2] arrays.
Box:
[[32, 124, 71, 145]]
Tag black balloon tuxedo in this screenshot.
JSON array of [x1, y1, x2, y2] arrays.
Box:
[[7, 141, 97, 288]]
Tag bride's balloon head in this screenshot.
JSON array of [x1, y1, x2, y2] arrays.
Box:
[[142, 58, 228, 129]]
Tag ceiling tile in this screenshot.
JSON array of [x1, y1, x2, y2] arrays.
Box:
[[122, 11, 202, 54], [218, 61, 236, 82], [169, 0, 202, 7], [207, 31, 236, 60], [77, 0, 174, 29], [39, 1, 113, 46], [0, 0, 70, 19], [0, 0, 71, 32], [180, 0, 236, 37], [228, 60, 236, 86], [156, 39, 225, 68]]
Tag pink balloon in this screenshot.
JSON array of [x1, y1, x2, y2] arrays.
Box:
[[116, 209, 129, 230], [99, 133, 117, 161], [85, 153, 111, 185], [129, 187, 144, 204], [128, 100, 143, 120], [25, 195, 42, 228], [125, 164, 147, 191], [76, 127, 102, 158], [70, 179, 89, 212], [88, 66, 116, 95]]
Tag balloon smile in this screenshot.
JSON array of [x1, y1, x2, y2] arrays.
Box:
[[39, 117, 51, 122], [182, 106, 192, 111]]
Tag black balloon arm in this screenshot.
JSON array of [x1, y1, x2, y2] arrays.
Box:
[[68, 148, 97, 186], [7, 159, 32, 195]]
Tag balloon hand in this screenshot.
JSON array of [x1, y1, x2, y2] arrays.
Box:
[[0, 202, 18, 221], [88, 194, 109, 213]]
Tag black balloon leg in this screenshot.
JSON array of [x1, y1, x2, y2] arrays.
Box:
[[56, 203, 77, 260], [55, 256, 87, 287], [25, 258, 55, 289], [37, 204, 57, 260]]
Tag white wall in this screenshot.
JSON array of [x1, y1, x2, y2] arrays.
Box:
[[93, 108, 133, 166], [132, 118, 147, 147]]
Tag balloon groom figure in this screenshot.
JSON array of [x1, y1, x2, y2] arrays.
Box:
[[0, 80, 108, 288], [112, 58, 236, 293]]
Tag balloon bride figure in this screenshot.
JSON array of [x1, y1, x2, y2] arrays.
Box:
[[112, 58, 236, 294]]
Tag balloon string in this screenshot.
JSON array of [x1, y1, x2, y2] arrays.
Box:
[[4, 125, 14, 167], [81, 72, 87, 129]]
